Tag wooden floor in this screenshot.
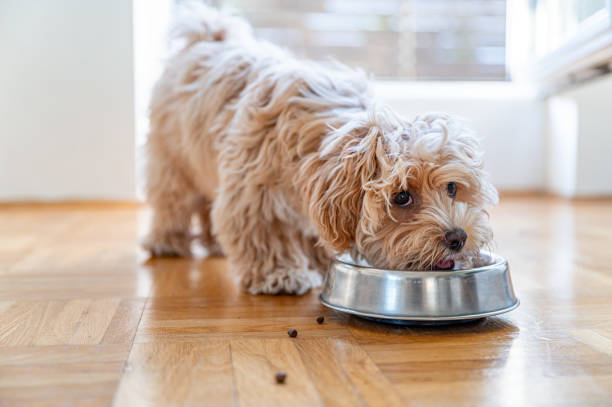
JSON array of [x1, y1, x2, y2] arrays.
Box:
[[1, 196, 612, 406]]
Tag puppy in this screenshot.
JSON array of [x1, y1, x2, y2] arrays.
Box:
[[143, 4, 498, 294]]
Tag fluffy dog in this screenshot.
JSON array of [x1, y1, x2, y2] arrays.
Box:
[[143, 5, 498, 294]]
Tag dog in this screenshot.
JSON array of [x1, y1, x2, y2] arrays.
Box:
[[143, 4, 499, 294]]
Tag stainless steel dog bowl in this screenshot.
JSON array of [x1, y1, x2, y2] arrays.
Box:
[[320, 252, 518, 323]]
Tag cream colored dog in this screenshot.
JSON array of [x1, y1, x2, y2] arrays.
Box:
[[144, 4, 498, 294]]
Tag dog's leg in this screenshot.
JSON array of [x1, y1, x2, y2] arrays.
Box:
[[195, 196, 224, 256], [143, 148, 196, 257], [239, 231, 325, 295], [212, 188, 324, 295]]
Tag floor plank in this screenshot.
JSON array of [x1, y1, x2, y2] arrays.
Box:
[[297, 337, 403, 407], [113, 341, 234, 407], [231, 338, 322, 407]]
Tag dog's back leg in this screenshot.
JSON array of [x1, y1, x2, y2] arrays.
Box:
[[194, 196, 223, 256], [142, 136, 197, 257]]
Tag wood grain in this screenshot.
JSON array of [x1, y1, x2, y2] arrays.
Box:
[[0, 197, 611, 406], [231, 338, 321, 407], [113, 341, 234, 407], [297, 337, 403, 407]]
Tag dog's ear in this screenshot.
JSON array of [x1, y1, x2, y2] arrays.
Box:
[[475, 169, 498, 207], [300, 124, 383, 252], [440, 123, 499, 207]]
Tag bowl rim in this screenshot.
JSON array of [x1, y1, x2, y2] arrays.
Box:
[[333, 251, 507, 278]]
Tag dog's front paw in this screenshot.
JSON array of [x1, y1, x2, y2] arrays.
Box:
[[244, 268, 323, 295], [143, 231, 191, 257]]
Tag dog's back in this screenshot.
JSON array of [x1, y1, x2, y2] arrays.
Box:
[[147, 4, 260, 200], [148, 4, 369, 200], [144, 5, 373, 293]]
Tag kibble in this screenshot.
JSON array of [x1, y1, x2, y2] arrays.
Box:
[[316, 316, 324, 324], [287, 328, 298, 338], [275, 371, 287, 384]]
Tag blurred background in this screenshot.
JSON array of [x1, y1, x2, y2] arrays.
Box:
[[1, 0, 611, 201], [208, 0, 508, 81]]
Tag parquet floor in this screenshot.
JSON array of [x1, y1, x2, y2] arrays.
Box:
[[0, 196, 611, 406]]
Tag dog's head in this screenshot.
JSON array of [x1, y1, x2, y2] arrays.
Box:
[[303, 110, 498, 270]]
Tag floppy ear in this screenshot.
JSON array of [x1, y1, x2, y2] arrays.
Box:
[[300, 124, 383, 252]]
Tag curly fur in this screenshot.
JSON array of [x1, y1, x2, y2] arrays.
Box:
[[143, 4, 498, 294]]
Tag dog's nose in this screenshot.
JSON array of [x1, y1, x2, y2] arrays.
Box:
[[443, 228, 467, 251]]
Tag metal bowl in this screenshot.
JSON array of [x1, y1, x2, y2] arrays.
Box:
[[320, 252, 519, 324]]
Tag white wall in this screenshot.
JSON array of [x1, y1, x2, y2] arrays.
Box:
[[133, 0, 173, 200], [546, 97, 578, 197], [375, 81, 545, 191], [546, 74, 612, 196], [0, 0, 135, 201], [376, 78, 612, 197]]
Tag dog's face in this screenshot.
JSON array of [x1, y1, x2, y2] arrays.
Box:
[[304, 112, 498, 270]]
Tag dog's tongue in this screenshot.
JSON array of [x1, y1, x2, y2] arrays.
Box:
[[433, 258, 455, 270]]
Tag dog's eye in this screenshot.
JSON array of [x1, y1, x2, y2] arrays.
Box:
[[393, 190, 413, 207], [447, 182, 457, 198]]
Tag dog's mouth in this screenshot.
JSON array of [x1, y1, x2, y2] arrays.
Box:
[[432, 257, 455, 271]]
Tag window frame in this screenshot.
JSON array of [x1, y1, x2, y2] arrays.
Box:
[[533, 0, 612, 83]]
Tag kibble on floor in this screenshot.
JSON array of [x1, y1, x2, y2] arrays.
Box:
[[275, 371, 287, 384], [316, 316, 324, 324], [287, 328, 298, 338]]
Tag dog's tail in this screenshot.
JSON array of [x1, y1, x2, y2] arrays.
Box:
[[171, 2, 252, 50]]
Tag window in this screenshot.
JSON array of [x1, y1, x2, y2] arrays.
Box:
[[533, 0, 610, 58], [525, 0, 612, 83], [211, 0, 508, 81]]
